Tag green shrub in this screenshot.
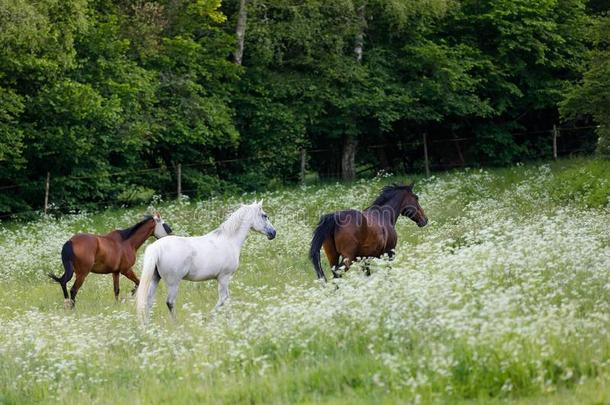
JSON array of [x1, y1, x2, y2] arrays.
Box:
[[117, 185, 155, 205], [549, 160, 610, 208]]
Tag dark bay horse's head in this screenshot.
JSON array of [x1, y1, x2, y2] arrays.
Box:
[[400, 184, 428, 227]]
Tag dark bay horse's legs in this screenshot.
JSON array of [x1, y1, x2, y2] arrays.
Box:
[[323, 240, 341, 278], [331, 257, 343, 278], [333, 224, 358, 274], [121, 268, 140, 296], [339, 247, 357, 273], [113, 272, 120, 301]]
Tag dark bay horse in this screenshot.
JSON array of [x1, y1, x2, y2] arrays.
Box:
[[309, 183, 427, 281], [48, 213, 172, 308]]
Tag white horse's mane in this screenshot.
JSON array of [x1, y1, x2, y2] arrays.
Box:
[[218, 203, 257, 235]]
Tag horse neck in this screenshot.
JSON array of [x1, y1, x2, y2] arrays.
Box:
[[219, 207, 252, 247], [372, 194, 404, 226], [126, 221, 154, 249]]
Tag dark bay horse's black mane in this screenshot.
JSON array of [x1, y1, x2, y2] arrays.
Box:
[[118, 215, 153, 240], [367, 184, 413, 209]]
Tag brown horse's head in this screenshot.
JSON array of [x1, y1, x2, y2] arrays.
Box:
[[400, 183, 428, 227], [153, 212, 173, 238]]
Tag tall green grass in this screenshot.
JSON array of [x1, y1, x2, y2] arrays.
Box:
[[0, 158, 609, 404]]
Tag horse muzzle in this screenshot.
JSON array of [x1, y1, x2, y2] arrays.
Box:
[[266, 229, 277, 240], [417, 217, 428, 227]]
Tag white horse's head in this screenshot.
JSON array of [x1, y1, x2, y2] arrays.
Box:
[[248, 201, 276, 240], [153, 212, 172, 239]]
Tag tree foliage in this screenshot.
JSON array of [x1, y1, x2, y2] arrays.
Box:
[[561, 13, 610, 157], [0, 0, 598, 214]]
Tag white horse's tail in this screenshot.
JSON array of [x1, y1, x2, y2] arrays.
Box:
[[136, 244, 159, 324]]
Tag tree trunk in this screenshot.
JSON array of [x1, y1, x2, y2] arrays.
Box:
[[354, 5, 365, 62], [340, 4, 366, 181], [341, 136, 358, 181], [354, 31, 363, 62], [234, 0, 248, 65], [453, 132, 465, 165], [376, 146, 390, 170]]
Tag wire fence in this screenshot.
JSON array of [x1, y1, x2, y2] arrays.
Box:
[[306, 125, 597, 174], [0, 125, 598, 220]]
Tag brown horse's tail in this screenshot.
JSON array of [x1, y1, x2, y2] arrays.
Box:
[[309, 213, 336, 281], [48, 241, 74, 298]]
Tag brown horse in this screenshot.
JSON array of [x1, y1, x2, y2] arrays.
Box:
[[309, 183, 427, 281], [48, 213, 172, 308]]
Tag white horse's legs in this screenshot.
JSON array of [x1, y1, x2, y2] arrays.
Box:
[[214, 275, 230, 310], [166, 282, 179, 319], [140, 273, 160, 324]]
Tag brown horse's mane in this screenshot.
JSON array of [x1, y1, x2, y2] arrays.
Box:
[[368, 184, 413, 209], [118, 216, 153, 240]]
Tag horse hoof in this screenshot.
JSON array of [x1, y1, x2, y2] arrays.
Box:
[[64, 299, 75, 309]]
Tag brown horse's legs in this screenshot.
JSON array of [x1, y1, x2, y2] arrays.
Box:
[[113, 272, 120, 301], [60, 283, 70, 300], [66, 252, 94, 308], [322, 239, 341, 278], [121, 268, 140, 296], [69, 272, 88, 307]]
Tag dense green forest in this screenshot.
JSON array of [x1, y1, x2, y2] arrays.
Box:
[[0, 0, 608, 215]]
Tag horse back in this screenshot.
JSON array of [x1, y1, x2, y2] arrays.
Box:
[[333, 209, 367, 247], [69, 233, 99, 254], [334, 209, 366, 232], [70, 233, 123, 273]]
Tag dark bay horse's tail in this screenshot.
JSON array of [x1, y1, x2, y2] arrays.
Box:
[[309, 213, 336, 281], [48, 240, 75, 299]]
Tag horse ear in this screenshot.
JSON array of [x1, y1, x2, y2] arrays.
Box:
[[259, 199, 264, 207], [408, 182, 415, 190]]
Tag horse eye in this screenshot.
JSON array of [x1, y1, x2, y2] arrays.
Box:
[[262, 214, 268, 219]]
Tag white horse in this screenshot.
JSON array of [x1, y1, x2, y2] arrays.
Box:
[[136, 201, 276, 322]]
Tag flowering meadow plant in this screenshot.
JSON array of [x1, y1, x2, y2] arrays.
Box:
[[0, 159, 609, 403]]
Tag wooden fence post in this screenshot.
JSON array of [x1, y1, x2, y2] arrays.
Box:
[[44, 172, 50, 215], [177, 163, 182, 198], [300, 149, 306, 184], [552, 125, 558, 160], [423, 132, 430, 177]]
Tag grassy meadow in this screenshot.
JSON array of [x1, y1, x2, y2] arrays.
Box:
[[1, 159, 610, 404]]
